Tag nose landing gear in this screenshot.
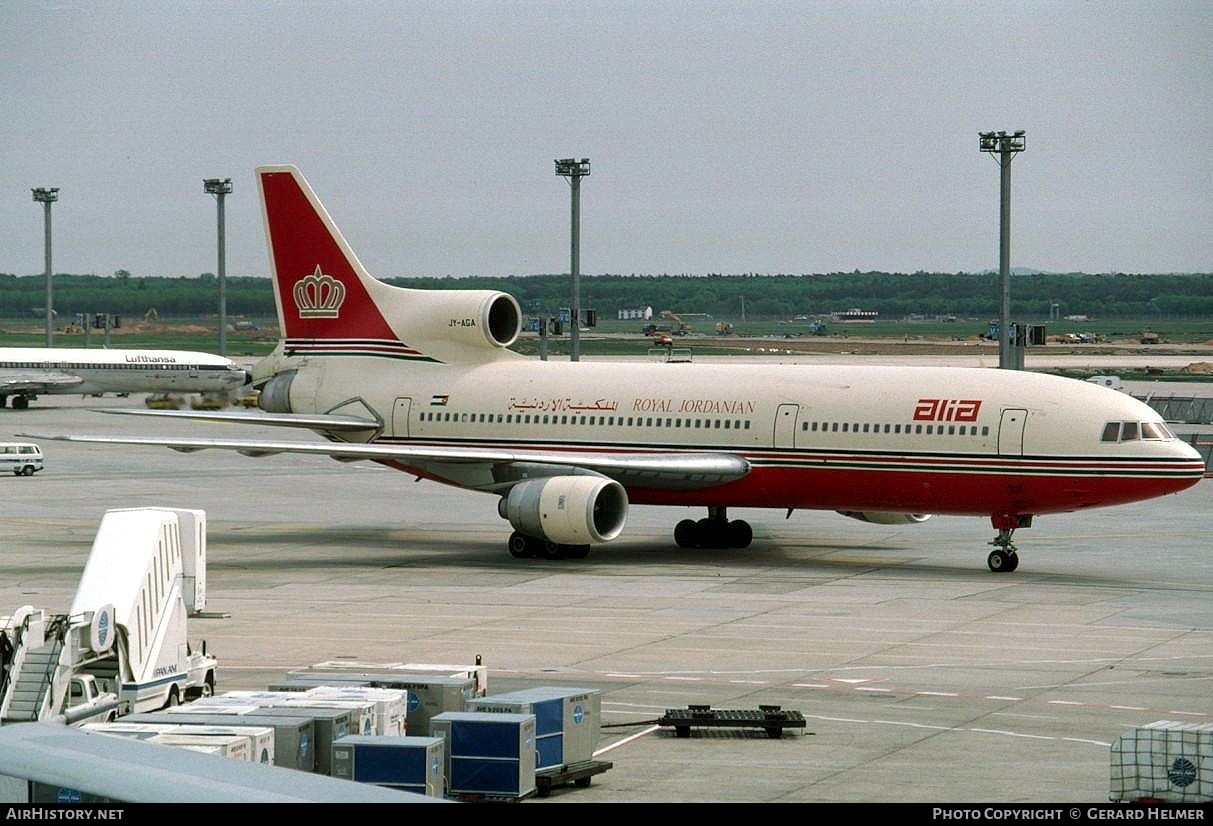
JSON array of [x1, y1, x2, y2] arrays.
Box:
[[987, 514, 1032, 572], [987, 530, 1019, 572]]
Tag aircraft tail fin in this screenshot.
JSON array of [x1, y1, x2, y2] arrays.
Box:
[[256, 165, 521, 364]]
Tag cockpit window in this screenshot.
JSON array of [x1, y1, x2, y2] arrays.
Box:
[[1141, 422, 1168, 440], [1102, 420, 1174, 442]]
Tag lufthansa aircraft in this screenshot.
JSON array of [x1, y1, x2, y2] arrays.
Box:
[[27, 166, 1206, 572], [0, 347, 247, 409]]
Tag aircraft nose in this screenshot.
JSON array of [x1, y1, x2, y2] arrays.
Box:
[[1178, 436, 1204, 462]]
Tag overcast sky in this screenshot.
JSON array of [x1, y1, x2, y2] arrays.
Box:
[[2, 1, 1211, 280]]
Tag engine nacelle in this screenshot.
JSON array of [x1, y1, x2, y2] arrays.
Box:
[[258, 368, 297, 413], [500, 476, 628, 546], [397, 289, 522, 351], [837, 511, 932, 525], [360, 284, 522, 361]]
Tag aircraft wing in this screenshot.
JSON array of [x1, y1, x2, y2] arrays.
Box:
[[22, 432, 751, 490], [94, 407, 383, 432], [0, 371, 85, 393]]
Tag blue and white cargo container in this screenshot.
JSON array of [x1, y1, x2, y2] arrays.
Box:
[[332, 735, 445, 797], [430, 711, 536, 799], [467, 687, 600, 770]]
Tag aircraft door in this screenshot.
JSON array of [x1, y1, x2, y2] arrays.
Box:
[[774, 403, 800, 448], [998, 408, 1027, 456], [392, 397, 413, 438]]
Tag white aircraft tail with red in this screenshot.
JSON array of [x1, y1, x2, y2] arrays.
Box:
[[257, 165, 524, 366]]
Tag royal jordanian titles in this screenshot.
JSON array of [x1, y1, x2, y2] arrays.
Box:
[[28, 166, 1206, 572], [0, 347, 247, 408]]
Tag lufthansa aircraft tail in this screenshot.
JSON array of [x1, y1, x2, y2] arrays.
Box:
[[256, 165, 523, 366]]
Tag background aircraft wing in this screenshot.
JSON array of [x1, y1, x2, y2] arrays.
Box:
[[23, 432, 751, 490], [0, 371, 85, 393]]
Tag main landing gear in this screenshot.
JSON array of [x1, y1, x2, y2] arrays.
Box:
[[507, 531, 590, 560], [987, 514, 1032, 573], [0, 394, 30, 410], [673, 506, 753, 550]]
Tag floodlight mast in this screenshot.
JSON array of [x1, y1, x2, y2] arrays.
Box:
[[204, 178, 233, 357], [979, 130, 1026, 369], [554, 158, 590, 362], [31, 187, 59, 347]]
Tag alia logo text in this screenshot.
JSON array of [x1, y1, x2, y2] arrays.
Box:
[[914, 399, 982, 422]]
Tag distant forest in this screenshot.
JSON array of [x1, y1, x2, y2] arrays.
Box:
[[2, 270, 1212, 321]]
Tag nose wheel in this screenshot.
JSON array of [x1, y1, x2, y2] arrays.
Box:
[[987, 527, 1019, 572]]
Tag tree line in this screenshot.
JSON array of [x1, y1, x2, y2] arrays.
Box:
[[2, 270, 1212, 322]]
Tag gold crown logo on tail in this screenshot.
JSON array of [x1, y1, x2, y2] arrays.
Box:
[[293, 266, 346, 319]]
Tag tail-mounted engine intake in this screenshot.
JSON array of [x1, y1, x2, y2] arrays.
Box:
[[500, 476, 628, 546], [396, 289, 522, 355], [837, 511, 932, 525], [257, 369, 297, 413]]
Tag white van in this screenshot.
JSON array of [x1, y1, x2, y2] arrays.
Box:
[[1, 443, 44, 476]]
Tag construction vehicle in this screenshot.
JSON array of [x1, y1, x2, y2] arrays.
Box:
[[714, 321, 735, 335], [657, 310, 691, 335], [1139, 328, 1161, 345], [1, 508, 217, 726]]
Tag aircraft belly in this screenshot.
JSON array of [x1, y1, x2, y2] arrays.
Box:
[[623, 463, 1199, 516]]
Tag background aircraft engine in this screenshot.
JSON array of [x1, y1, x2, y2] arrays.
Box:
[[837, 511, 932, 525], [501, 476, 628, 545]]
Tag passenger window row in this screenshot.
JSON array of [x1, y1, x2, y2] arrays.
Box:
[[417, 410, 753, 431], [802, 421, 991, 437], [0, 362, 199, 370]]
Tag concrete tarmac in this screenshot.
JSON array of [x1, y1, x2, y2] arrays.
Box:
[[2, 392, 1211, 804]]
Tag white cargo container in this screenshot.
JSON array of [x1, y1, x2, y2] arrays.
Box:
[[270, 672, 475, 736], [165, 724, 275, 765], [161, 700, 263, 715], [279, 697, 375, 738], [126, 710, 314, 773], [150, 732, 251, 761], [308, 661, 487, 697], [1110, 720, 1213, 803], [300, 687, 408, 736], [81, 721, 180, 741]]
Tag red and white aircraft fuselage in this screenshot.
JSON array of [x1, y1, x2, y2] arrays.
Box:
[[31, 166, 1205, 572]]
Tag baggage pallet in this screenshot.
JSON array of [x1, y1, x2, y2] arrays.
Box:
[[658, 704, 806, 739], [448, 789, 536, 803], [535, 759, 613, 797]]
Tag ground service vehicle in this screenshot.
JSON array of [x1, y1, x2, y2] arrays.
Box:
[[0, 443, 43, 476]]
